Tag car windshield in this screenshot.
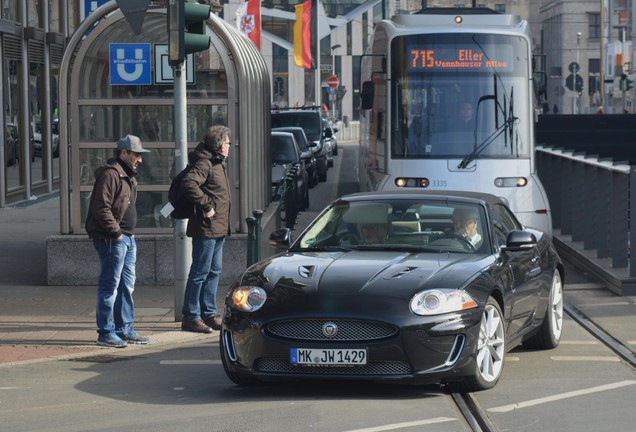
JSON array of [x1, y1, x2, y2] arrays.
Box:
[[295, 198, 488, 253], [271, 135, 297, 165], [272, 112, 322, 141], [273, 128, 309, 151]]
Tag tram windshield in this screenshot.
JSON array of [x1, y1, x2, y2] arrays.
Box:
[[390, 33, 530, 161]]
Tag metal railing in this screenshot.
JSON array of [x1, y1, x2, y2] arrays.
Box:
[[536, 146, 636, 280]]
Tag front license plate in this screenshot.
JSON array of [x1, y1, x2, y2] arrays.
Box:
[[290, 348, 367, 366]]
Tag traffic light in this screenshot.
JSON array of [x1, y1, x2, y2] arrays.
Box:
[[168, 0, 212, 65]]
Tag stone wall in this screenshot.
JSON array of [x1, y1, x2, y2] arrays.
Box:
[[47, 202, 280, 286]]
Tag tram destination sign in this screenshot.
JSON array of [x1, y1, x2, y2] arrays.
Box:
[[408, 45, 513, 72]]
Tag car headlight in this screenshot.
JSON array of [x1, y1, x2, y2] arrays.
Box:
[[228, 286, 267, 312], [410, 289, 477, 316]]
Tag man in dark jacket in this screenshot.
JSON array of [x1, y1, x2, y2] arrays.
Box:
[[180, 125, 232, 333], [85, 135, 150, 348]]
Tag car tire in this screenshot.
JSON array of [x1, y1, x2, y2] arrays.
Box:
[[319, 170, 327, 182], [220, 330, 261, 386], [333, 144, 338, 156], [523, 269, 563, 350], [455, 296, 505, 392]]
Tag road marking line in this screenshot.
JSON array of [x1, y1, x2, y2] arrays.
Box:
[[576, 302, 631, 307], [487, 380, 636, 413], [564, 283, 605, 290], [160, 360, 221, 365], [342, 417, 457, 432], [550, 356, 619, 362], [565, 283, 605, 289], [559, 340, 598, 345]]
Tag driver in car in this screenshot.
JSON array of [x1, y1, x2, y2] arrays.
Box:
[[358, 222, 387, 245], [452, 207, 482, 248]]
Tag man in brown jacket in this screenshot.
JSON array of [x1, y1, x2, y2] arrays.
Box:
[[85, 135, 150, 348], [180, 125, 232, 333]]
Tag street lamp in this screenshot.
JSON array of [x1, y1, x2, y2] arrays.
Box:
[[331, 44, 341, 75], [330, 44, 342, 120]]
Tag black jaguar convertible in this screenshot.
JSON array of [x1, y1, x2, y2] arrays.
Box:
[[220, 191, 564, 391]]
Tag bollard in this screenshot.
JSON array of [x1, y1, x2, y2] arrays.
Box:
[[253, 209, 264, 263], [285, 174, 297, 229], [246, 216, 256, 266]]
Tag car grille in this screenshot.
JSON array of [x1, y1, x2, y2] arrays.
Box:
[[255, 358, 412, 376], [266, 319, 398, 341]]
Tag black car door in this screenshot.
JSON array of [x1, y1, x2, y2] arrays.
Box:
[[491, 204, 543, 339]]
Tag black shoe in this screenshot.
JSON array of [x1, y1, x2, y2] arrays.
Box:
[[181, 319, 213, 334], [203, 315, 223, 331]]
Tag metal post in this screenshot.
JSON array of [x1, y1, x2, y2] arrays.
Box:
[[173, 63, 191, 322], [576, 32, 581, 114], [253, 209, 264, 263], [246, 216, 256, 266], [331, 44, 341, 121]]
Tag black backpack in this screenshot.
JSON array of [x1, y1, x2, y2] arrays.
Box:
[[168, 160, 212, 219]]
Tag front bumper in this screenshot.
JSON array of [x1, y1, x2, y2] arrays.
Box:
[[221, 308, 482, 385]]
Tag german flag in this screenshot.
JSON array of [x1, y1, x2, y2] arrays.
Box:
[[293, 0, 317, 69]]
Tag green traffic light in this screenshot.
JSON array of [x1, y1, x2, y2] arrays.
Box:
[[168, 0, 211, 65], [184, 0, 211, 55]]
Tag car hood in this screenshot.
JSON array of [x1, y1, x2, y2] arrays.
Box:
[[239, 250, 494, 301]]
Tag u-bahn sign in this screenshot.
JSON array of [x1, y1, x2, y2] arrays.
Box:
[[109, 43, 151, 85]]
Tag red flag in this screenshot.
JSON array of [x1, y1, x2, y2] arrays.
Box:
[[293, 0, 316, 69], [236, 0, 261, 49]]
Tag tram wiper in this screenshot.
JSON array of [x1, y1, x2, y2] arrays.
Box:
[[457, 115, 517, 169]]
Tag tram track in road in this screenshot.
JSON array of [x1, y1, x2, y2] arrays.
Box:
[[446, 297, 636, 432], [564, 300, 636, 369], [451, 392, 497, 432]]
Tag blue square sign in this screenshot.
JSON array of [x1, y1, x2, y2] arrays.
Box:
[[109, 43, 151, 85]]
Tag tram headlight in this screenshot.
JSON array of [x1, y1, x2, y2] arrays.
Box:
[[395, 177, 430, 188], [494, 177, 527, 187]]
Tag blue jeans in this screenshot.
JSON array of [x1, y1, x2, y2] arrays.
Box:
[[182, 237, 225, 321], [93, 235, 137, 336]]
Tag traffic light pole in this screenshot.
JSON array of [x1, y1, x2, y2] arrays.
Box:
[[168, 0, 211, 321], [173, 62, 190, 322]]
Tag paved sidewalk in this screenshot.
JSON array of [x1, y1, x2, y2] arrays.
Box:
[[0, 192, 321, 366]]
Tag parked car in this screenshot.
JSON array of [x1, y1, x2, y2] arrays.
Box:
[[220, 190, 564, 391], [272, 126, 318, 188], [32, 120, 59, 158], [271, 109, 328, 182], [323, 123, 336, 167], [270, 131, 309, 211], [4, 124, 18, 166], [323, 118, 339, 156]]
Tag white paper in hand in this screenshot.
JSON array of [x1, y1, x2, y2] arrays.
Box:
[[160, 202, 174, 219]]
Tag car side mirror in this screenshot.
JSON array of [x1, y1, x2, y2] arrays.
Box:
[[501, 230, 537, 252], [269, 228, 292, 249]]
